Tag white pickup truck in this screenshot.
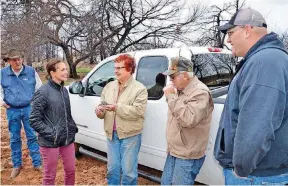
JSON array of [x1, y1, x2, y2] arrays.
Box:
[[68, 47, 235, 185]]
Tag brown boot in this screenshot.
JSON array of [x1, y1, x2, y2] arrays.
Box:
[[10, 167, 22, 179]]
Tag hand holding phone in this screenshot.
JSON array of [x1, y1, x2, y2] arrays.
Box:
[[100, 101, 110, 106], [99, 101, 116, 111], [105, 104, 117, 111], [95, 101, 107, 116]]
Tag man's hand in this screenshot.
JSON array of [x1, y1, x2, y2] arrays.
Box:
[[95, 105, 105, 117], [163, 85, 176, 97], [105, 104, 117, 111], [2, 103, 10, 109]]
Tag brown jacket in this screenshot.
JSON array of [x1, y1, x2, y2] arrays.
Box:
[[98, 77, 148, 140], [166, 76, 214, 159]]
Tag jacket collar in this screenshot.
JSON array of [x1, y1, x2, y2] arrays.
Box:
[[7, 65, 26, 76], [113, 76, 134, 103], [181, 75, 199, 96], [234, 32, 288, 78], [48, 79, 64, 90], [244, 32, 286, 61], [117, 76, 134, 88]]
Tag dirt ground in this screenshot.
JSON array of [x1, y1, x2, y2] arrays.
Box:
[[0, 107, 157, 185]]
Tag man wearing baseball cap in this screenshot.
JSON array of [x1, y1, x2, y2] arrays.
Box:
[[1, 49, 42, 178], [161, 56, 214, 185], [214, 8, 288, 184]]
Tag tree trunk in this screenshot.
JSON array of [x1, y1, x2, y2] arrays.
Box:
[[26, 54, 32, 66], [62, 46, 79, 78], [70, 64, 78, 78], [89, 56, 94, 64]]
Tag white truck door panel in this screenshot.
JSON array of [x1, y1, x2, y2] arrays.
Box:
[[134, 54, 169, 170], [70, 61, 116, 151]]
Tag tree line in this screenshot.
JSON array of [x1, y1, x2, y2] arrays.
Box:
[[1, 0, 287, 77]]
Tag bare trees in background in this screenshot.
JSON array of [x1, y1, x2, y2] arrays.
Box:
[[1, 0, 206, 77], [4, 0, 285, 78], [37, 0, 122, 77], [1, 0, 47, 65], [195, 0, 246, 48], [83, 0, 206, 59], [99, 0, 205, 56]]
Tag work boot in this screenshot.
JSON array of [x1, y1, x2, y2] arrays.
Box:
[[10, 167, 22, 179]]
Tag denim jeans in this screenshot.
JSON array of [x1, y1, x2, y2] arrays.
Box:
[[161, 154, 205, 185], [40, 143, 75, 185], [6, 106, 42, 168], [223, 168, 288, 185], [106, 131, 141, 185]]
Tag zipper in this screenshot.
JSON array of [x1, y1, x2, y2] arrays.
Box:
[[61, 87, 69, 145], [113, 85, 125, 131], [54, 127, 58, 145]]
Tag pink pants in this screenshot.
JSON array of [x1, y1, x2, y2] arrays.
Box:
[[40, 143, 75, 185]]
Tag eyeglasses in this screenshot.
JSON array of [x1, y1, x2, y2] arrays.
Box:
[[169, 72, 181, 80], [227, 26, 245, 37], [114, 66, 126, 70]]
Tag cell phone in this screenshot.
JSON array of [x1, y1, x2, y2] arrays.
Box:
[[100, 101, 111, 106]]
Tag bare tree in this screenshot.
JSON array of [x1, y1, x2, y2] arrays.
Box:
[[2, 0, 207, 77], [1, 0, 48, 64], [89, 0, 206, 57], [31, 0, 120, 77], [195, 0, 246, 48]]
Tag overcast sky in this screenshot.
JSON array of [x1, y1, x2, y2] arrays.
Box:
[[212, 0, 288, 33], [71, 0, 287, 32]]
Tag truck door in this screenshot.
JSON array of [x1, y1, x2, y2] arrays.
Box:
[[69, 61, 115, 149], [134, 55, 169, 170]]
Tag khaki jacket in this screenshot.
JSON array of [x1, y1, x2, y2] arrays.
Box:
[[98, 77, 148, 140], [166, 76, 214, 159]]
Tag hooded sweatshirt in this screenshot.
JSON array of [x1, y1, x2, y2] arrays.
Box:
[[214, 32, 288, 177]]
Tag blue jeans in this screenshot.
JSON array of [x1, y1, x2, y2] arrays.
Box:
[[161, 154, 205, 185], [223, 168, 288, 185], [107, 131, 141, 185], [6, 106, 42, 168]]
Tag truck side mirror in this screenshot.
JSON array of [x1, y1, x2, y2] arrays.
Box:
[[69, 81, 84, 94]]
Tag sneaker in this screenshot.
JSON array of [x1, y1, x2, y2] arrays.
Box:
[[10, 167, 22, 179]]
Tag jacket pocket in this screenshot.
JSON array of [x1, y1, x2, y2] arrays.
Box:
[[172, 130, 185, 147], [53, 127, 58, 145], [180, 129, 188, 146]]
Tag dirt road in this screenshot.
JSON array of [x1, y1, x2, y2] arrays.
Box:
[[0, 107, 157, 185]]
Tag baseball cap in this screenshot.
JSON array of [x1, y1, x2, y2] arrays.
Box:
[[217, 8, 267, 34], [162, 56, 193, 76]]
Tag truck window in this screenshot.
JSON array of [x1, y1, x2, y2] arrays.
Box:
[[86, 61, 115, 96], [136, 56, 168, 100], [193, 53, 236, 89]]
